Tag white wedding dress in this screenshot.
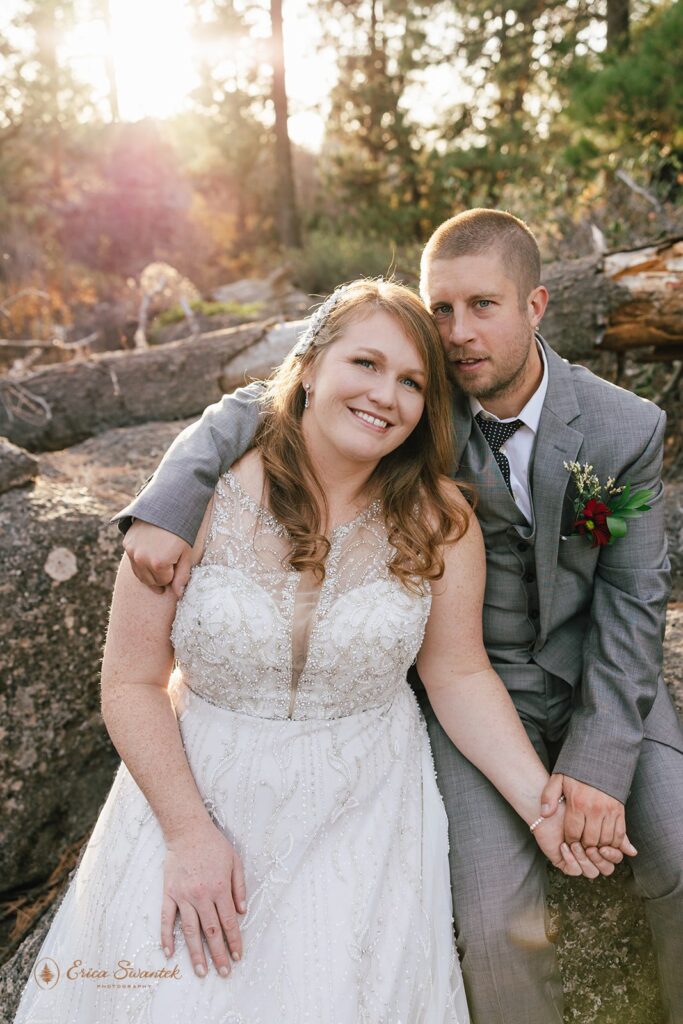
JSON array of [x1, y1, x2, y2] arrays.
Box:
[[15, 471, 468, 1023]]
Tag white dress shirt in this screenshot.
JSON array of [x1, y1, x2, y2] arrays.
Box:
[[469, 344, 548, 524]]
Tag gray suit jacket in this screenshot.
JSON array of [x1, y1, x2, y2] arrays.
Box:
[[115, 336, 683, 802], [449, 338, 682, 800]]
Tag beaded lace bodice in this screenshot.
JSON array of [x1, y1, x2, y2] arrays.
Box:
[[171, 471, 431, 720]]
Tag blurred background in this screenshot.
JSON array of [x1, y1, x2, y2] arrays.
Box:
[[0, 0, 681, 342]]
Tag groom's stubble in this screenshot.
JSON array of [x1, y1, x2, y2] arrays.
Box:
[[444, 319, 538, 406]]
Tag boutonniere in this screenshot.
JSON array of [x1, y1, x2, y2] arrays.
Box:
[[563, 461, 653, 547]]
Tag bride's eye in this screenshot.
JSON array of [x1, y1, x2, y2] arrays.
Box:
[[353, 357, 375, 369]]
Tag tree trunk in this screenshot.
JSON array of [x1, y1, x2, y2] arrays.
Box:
[[102, 0, 121, 123], [36, 2, 63, 188], [270, 0, 301, 249], [606, 0, 630, 53]]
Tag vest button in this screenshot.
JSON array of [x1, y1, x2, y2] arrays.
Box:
[[530, 608, 540, 620], [516, 541, 529, 552], [524, 571, 535, 583]]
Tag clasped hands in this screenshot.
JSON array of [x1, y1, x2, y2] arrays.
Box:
[[533, 773, 637, 879]]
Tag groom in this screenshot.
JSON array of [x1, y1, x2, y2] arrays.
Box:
[[115, 209, 683, 1023]]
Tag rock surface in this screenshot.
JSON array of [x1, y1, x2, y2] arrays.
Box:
[[0, 438, 39, 494], [0, 417, 681, 1023], [0, 420, 186, 903], [211, 267, 310, 320], [218, 319, 305, 392]]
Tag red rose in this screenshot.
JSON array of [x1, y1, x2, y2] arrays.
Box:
[[574, 499, 611, 547]]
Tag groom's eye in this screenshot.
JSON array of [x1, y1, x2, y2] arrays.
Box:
[[432, 305, 452, 320]]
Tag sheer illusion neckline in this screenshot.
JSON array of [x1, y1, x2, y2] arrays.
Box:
[[224, 468, 383, 540]]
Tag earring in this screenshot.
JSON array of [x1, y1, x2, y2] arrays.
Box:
[[303, 383, 311, 409]]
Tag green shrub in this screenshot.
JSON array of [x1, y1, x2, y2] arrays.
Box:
[[154, 299, 264, 329], [285, 230, 422, 296]]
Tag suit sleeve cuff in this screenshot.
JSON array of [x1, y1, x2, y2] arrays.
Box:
[[553, 735, 641, 805]]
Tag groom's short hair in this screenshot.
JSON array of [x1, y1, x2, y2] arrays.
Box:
[[420, 209, 541, 307]]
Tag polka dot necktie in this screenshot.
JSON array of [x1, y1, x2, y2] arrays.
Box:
[[475, 412, 524, 493]]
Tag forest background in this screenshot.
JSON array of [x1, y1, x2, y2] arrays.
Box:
[[0, 0, 682, 347]]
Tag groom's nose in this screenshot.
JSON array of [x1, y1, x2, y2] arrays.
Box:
[[446, 309, 477, 347]]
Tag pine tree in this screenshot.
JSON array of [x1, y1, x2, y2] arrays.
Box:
[[319, 0, 444, 240]]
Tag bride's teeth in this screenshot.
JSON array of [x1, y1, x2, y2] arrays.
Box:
[[353, 410, 388, 428]]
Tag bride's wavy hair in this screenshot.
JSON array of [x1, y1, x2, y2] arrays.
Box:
[[255, 278, 471, 590]]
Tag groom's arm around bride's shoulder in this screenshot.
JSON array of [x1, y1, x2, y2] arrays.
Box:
[[543, 370, 678, 851], [113, 382, 265, 592]]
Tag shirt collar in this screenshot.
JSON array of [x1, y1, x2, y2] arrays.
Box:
[[468, 341, 548, 433]]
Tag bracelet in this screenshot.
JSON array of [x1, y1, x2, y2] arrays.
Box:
[[530, 795, 565, 833]]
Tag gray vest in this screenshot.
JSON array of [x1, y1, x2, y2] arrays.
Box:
[[458, 424, 544, 689]]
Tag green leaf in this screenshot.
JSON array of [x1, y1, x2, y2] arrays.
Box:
[[627, 488, 654, 506], [609, 491, 629, 512], [606, 516, 628, 538]]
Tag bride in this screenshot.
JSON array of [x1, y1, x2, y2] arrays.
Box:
[[14, 280, 600, 1024]]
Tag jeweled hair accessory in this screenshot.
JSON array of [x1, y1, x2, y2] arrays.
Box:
[[292, 283, 352, 357]]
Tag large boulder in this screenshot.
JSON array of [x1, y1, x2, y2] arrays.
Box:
[[0, 421, 187, 902], [0, 418, 681, 1023], [211, 265, 310, 321]]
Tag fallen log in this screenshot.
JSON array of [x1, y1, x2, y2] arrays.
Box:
[[541, 237, 683, 363], [0, 321, 303, 453], [0, 341, 72, 372], [600, 240, 683, 359]]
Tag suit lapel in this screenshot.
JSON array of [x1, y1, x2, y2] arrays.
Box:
[[532, 338, 584, 634]]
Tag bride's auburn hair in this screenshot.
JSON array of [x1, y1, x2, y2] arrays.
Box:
[[255, 278, 471, 590]]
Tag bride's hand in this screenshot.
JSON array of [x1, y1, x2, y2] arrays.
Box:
[[161, 820, 247, 978], [531, 800, 624, 878]]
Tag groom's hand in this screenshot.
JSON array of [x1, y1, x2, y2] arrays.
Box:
[[123, 521, 193, 597], [542, 773, 637, 857]]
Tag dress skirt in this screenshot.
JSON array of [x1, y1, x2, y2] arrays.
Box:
[[14, 678, 468, 1023]]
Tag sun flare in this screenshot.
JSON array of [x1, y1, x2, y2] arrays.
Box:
[[108, 0, 198, 121], [60, 0, 332, 150]]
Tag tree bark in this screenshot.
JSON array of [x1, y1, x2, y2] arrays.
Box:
[[541, 237, 683, 362], [599, 240, 683, 358], [270, 0, 301, 248]]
